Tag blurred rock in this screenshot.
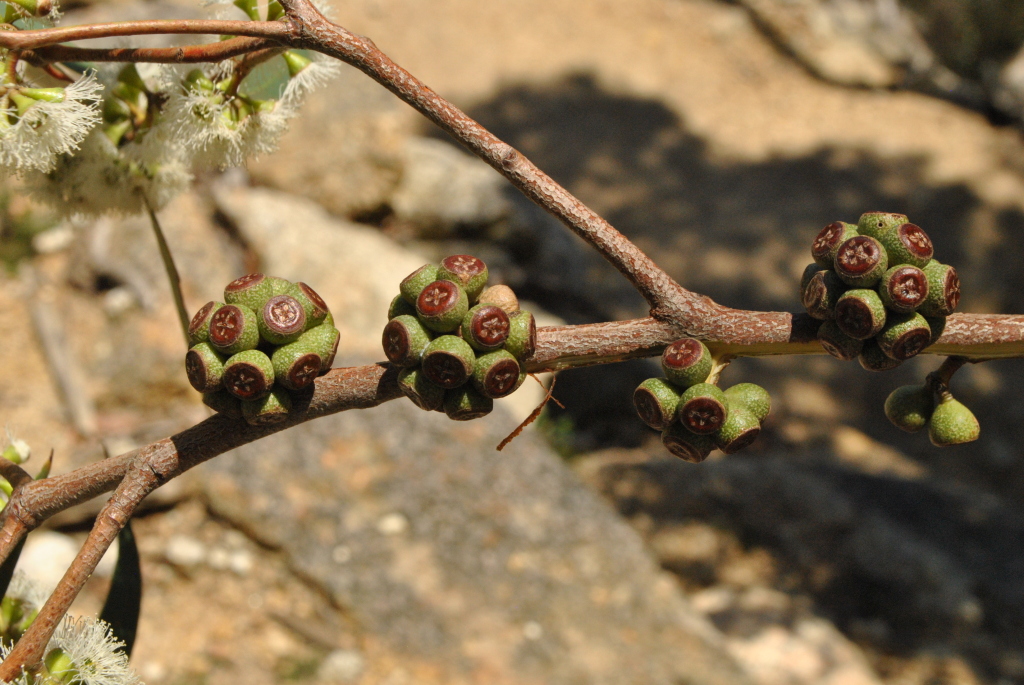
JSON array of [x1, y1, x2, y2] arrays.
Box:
[[16, 530, 118, 598], [317, 650, 365, 683]]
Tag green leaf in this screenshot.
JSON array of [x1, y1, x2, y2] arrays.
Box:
[[99, 520, 141, 657]]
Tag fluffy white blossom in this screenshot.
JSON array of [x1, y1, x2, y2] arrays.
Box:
[[1, 616, 141, 685], [279, 53, 340, 109]]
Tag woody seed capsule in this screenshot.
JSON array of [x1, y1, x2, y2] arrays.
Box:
[[444, 385, 494, 421], [878, 223, 933, 268], [224, 273, 273, 313], [857, 211, 909, 240], [462, 304, 511, 352], [478, 284, 520, 314], [298, 321, 340, 375], [185, 342, 227, 393], [242, 387, 292, 426], [811, 221, 858, 269], [714, 406, 761, 454], [876, 311, 932, 361], [802, 269, 845, 320], [271, 341, 322, 391], [258, 294, 307, 345], [293, 282, 330, 328], [917, 261, 961, 318], [677, 383, 729, 435], [400, 264, 440, 305], [857, 339, 902, 372], [388, 294, 417, 319], [397, 367, 446, 411], [471, 349, 522, 399], [266, 276, 297, 297], [504, 310, 537, 360], [202, 390, 243, 419], [817, 320, 863, 361], [382, 315, 433, 367], [633, 378, 681, 430], [834, 288, 886, 340], [834, 235, 887, 287], [661, 338, 713, 388], [438, 254, 489, 303], [222, 349, 275, 400], [421, 335, 477, 389], [661, 424, 715, 463], [417, 280, 470, 333], [878, 265, 929, 314], [188, 301, 223, 346], [208, 303, 260, 355]]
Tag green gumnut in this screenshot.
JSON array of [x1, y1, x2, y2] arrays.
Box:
[[817, 319, 863, 361], [877, 222, 933, 268], [834, 235, 888, 288], [202, 390, 243, 419], [271, 340, 322, 391], [858, 339, 902, 372], [677, 383, 729, 435], [928, 395, 980, 446], [438, 255, 489, 303], [222, 349, 275, 400], [444, 385, 494, 421], [43, 647, 76, 682], [416, 280, 470, 333], [857, 211, 909, 240], [714, 405, 762, 454], [800, 263, 825, 294], [257, 294, 307, 345], [242, 387, 293, 426], [884, 384, 934, 433], [382, 315, 433, 367], [471, 349, 522, 399], [224, 273, 273, 313], [208, 303, 260, 355], [299, 321, 340, 375], [188, 300, 224, 346], [661, 423, 715, 463], [397, 367, 446, 411], [811, 221, 859, 269], [462, 304, 511, 352], [661, 338, 713, 389], [421, 335, 476, 389], [633, 378, 681, 430], [917, 261, 961, 318], [293, 282, 330, 329], [834, 288, 886, 340], [185, 342, 227, 393], [802, 269, 846, 320], [388, 293, 417, 319], [504, 310, 537, 360], [878, 265, 929, 314], [877, 311, 931, 361], [723, 383, 771, 422], [400, 264, 440, 306], [266, 276, 298, 297]]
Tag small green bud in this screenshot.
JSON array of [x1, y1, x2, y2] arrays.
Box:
[[878, 265, 929, 314], [444, 385, 494, 421], [185, 342, 227, 393], [504, 310, 537, 360], [877, 311, 932, 361], [802, 269, 846, 320], [416, 280, 470, 333], [184, 69, 215, 93], [471, 349, 522, 399], [283, 50, 314, 77], [202, 390, 243, 419], [857, 339, 902, 372], [660, 338, 712, 389], [9, 92, 37, 117], [462, 304, 511, 352], [714, 405, 762, 454], [43, 647, 76, 683], [799, 263, 825, 294], [188, 300, 224, 346], [298, 321, 340, 375], [917, 261, 961, 318], [811, 221, 858, 268], [723, 383, 771, 422], [834, 235, 888, 288], [224, 273, 273, 312], [661, 424, 715, 463], [397, 367, 446, 411], [928, 395, 980, 446], [677, 383, 729, 435], [884, 384, 934, 433], [388, 293, 417, 319], [103, 119, 133, 146], [117, 63, 150, 93], [834, 288, 886, 340], [633, 378, 681, 430], [400, 264, 440, 305], [258, 294, 307, 345], [877, 222, 933, 268], [271, 341, 322, 391], [242, 387, 293, 426], [437, 254, 489, 303], [208, 303, 260, 355], [18, 87, 65, 103], [222, 349, 275, 400], [421, 335, 476, 389], [478, 284, 520, 314], [293, 282, 330, 329], [817, 319, 863, 361], [383, 315, 433, 367], [857, 211, 909, 240]]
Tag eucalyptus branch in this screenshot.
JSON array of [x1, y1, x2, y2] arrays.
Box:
[[0, 19, 292, 51], [25, 36, 277, 65]]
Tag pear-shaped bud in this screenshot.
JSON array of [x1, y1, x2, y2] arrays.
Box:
[[472, 349, 522, 399], [400, 264, 440, 305], [714, 405, 761, 454], [834, 235, 888, 288], [208, 303, 260, 355], [222, 349, 275, 400], [817, 320, 863, 360], [478, 284, 520, 314], [242, 387, 293, 426], [917, 261, 961, 318], [462, 304, 511, 352], [185, 342, 227, 393], [444, 385, 494, 421], [388, 294, 417, 319], [723, 383, 771, 422], [928, 395, 980, 446], [661, 424, 715, 463], [811, 221, 858, 268], [188, 300, 224, 346], [858, 339, 902, 372], [661, 338, 713, 388], [857, 211, 909, 240], [224, 273, 273, 313], [382, 315, 433, 367], [802, 269, 846, 320], [835, 289, 886, 340], [271, 341, 322, 391], [421, 335, 476, 389], [877, 312, 931, 361], [884, 384, 934, 433], [677, 383, 729, 435], [257, 294, 307, 345], [438, 254, 489, 303], [293, 282, 330, 329], [416, 280, 470, 333], [397, 367, 446, 411], [878, 223, 933, 268], [633, 378, 681, 430], [504, 310, 537, 360], [878, 265, 929, 314], [202, 390, 243, 419]]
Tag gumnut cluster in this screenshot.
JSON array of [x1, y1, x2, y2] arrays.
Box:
[[185, 274, 339, 426], [383, 255, 536, 421], [634, 338, 770, 463], [802, 212, 960, 370], [884, 377, 980, 447]]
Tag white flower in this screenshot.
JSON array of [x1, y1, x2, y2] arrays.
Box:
[[5, 570, 47, 613], [2, 427, 30, 464], [279, 53, 340, 109], [1, 616, 141, 685], [0, 74, 102, 174]]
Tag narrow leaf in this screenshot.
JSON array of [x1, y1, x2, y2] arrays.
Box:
[[142, 196, 190, 348], [99, 520, 142, 657]]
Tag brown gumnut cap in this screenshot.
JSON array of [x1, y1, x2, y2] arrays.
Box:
[[834, 235, 887, 287], [463, 305, 511, 352], [259, 295, 307, 345]]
